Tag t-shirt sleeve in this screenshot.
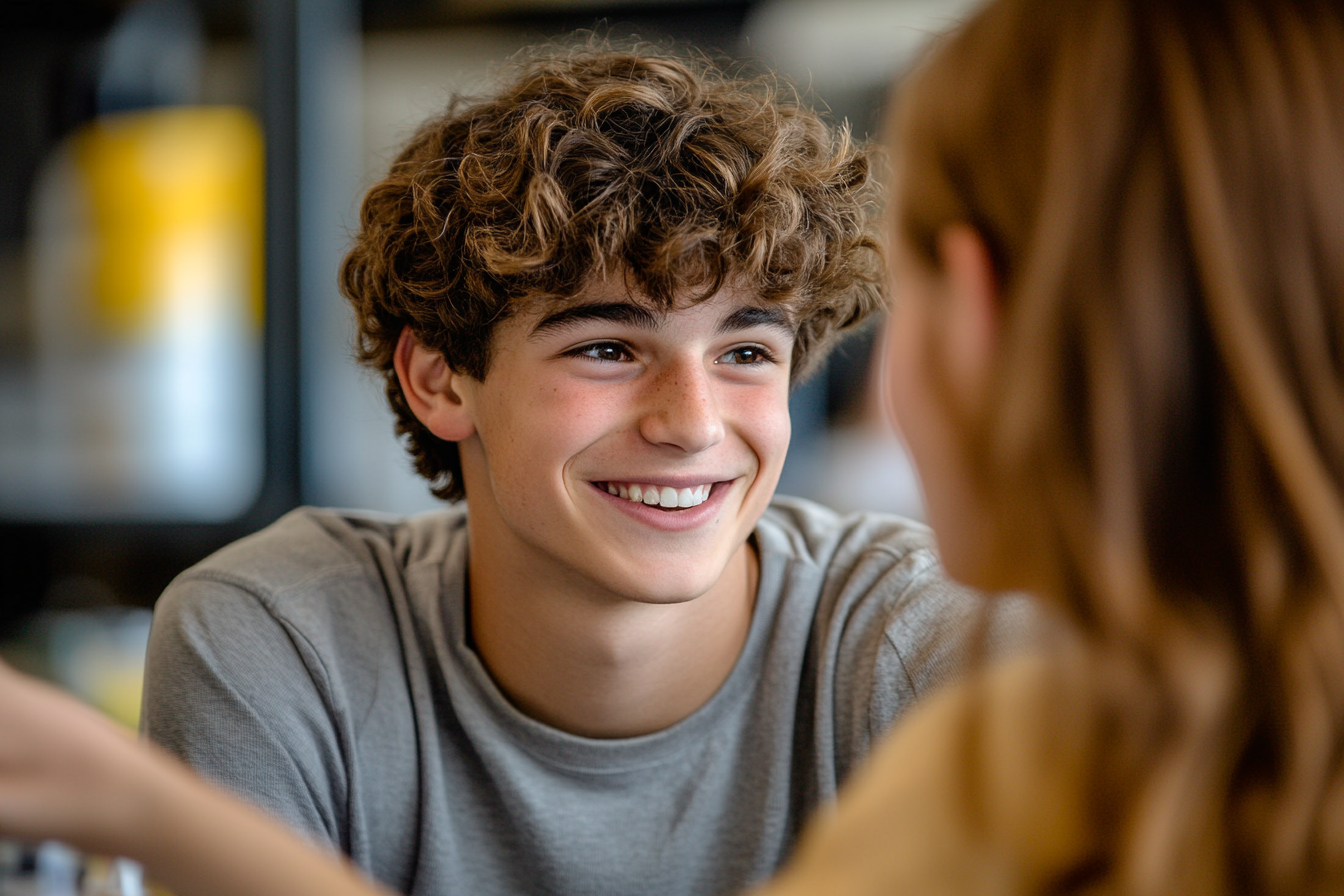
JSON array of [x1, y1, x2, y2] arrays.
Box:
[[874, 574, 1043, 732], [832, 538, 1045, 782], [141, 574, 348, 850]]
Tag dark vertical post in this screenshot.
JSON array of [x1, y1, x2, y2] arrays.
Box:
[[250, 0, 302, 521], [296, 0, 363, 507]]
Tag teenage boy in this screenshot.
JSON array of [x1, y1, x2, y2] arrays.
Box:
[[141, 47, 1030, 896]]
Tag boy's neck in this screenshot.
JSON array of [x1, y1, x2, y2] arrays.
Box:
[[464, 527, 759, 739]]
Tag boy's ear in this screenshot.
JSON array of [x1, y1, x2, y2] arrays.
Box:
[[393, 326, 477, 442]]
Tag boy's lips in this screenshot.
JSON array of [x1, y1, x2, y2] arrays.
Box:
[[588, 478, 738, 531]]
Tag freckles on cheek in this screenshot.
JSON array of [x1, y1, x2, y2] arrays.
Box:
[[526, 380, 621, 437]]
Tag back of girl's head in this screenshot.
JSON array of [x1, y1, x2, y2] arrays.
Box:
[[893, 0, 1344, 891]]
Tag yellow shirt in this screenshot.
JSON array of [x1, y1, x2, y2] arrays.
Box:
[[757, 652, 1098, 896]]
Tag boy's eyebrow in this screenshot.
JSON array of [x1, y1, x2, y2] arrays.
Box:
[[530, 302, 660, 337], [717, 306, 794, 337], [528, 301, 794, 340]]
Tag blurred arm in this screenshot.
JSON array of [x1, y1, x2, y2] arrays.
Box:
[[0, 663, 393, 896]]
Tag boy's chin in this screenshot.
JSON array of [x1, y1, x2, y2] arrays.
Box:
[[608, 577, 727, 606], [592, 562, 738, 606]]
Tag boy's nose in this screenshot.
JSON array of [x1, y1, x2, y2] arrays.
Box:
[[637, 361, 726, 454]]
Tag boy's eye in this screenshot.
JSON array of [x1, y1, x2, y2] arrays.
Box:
[[573, 342, 632, 363], [717, 345, 773, 365]]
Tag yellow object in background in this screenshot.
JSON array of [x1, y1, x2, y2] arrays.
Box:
[[73, 106, 264, 340], [2, 106, 266, 521]]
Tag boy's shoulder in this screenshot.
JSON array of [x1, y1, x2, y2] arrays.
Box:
[[758, 494, 941, 580], [150, 505, 471, 686], [171, 504, 468, 606], [146, 505, 470, 746]]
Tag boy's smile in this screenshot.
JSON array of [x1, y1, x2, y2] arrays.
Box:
[[441, 276, 794, 606]]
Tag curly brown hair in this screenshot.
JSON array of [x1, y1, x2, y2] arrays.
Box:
[[340, 43, 884, 502]]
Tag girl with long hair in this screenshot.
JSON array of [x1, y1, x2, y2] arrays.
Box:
[[761, 0, 1344, 892], [0, 0, 1341, 893]]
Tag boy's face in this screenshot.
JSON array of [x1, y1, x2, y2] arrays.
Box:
[[453, 277, 794, 605]]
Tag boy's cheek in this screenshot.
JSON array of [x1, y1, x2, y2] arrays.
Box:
[[523, 375, 627, 417], [729, 389, 792, 447]]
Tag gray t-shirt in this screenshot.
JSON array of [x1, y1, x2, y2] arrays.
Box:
[[142, 496, 1031, 896]]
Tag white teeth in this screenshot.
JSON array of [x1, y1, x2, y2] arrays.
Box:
[[602, 481, 714, 509]]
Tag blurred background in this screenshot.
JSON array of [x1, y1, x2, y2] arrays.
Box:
[[0, 0, 980, 727]]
